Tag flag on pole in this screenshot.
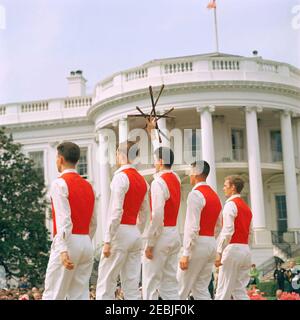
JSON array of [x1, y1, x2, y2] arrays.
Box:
[[207, 0, 219, 52], [207, 0, 216, 9]]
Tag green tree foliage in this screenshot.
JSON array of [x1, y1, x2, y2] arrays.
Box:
[[0, 127, 50, 286]]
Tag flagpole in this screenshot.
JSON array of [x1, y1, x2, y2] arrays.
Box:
[[213, 4, 220, 52]]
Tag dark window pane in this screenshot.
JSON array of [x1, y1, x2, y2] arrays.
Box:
[[231, 129, 244, 161], [271, 131, 282, 162], [77, 148, 88, 178], [28, 151, 44, 182], [275, 195, 287, 233]]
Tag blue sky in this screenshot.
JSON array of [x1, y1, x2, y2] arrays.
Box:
[[0, 0, 299, 104]]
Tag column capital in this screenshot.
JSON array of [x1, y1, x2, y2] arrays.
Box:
[[96, 125, 111, 133], [281, 109, 293, 117], [49, 141, 60, 148], [119, 116, 128, 122], [291, 112, 300, 118], [112, 120, 118, 128], [245, 106, 263, 113], [196, 105, 215, 113], [96, 127, 112, 139], [157, 109, 169, 116]]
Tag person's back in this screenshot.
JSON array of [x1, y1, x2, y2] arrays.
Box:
[[143, 147, 181, 300], [178, 161, 222, 300], [43, 142, 97, 300], [229, 197, 252, 245], [96, 141, 149, 300], [215, 176, 252, 300], [52, 172, 95, 236], [120, 167, 148, 226], [196, 184, 222, 237], [160, 172, 181, 227], [274, 266, 286, 291]]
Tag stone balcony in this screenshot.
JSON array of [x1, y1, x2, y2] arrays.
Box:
[[93, 53, 300, 105], [1, 53, 300, 127], [0, 96, 93, 127]]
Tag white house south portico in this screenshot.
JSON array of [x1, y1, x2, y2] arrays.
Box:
[[1, 52, 300, 267]]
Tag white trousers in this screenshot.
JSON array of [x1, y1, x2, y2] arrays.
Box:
[[96, 225, 142, 300], [43, 234, 93, 300], [215, 244, 251, 300], [177, 236, 216, 300], [142, 227, 181, 300]]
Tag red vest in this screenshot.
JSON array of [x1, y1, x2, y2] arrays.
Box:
[[51, 172, 95, 236], [195, 184, 222, 236], [230, 197, 252, 244], [160, 172, 181, 227], [120, 168, 148, 225]]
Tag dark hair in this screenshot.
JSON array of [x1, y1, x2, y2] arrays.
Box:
[[191, 160, 210, 178], [154, 147, 174, 169], [118, 141, 139, 162], [57, 142, 80, 165], [225, 175, 245, 193]]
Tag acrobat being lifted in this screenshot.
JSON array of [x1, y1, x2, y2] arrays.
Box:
[[128, 84, 175, 143]]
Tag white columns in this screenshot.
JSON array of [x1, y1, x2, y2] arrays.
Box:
[[46, 142, 60, 236], [245, 107, 266, 230], [280, 110, 300, 230], [296, 118, 300, 168], [48, 142, 60, 186], [119, 117, 128, 143], [157, 112, 170, 148], [97, 130, 111, 242], [197, 106, 217, 191]]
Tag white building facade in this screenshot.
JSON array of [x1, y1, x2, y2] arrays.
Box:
[[1, 53, 300, 267]]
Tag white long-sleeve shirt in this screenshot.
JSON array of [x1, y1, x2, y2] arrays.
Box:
[[104, 164, 150, 243], [152, 133, 160, 152], [216, 194, 253, 254], [50, 169, 97, 253], [182, 182, 222, 257], [144, 170, 181, 247]]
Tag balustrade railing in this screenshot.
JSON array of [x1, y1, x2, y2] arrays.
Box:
[[21, 102, 48, 113]]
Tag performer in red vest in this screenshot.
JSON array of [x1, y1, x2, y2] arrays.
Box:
[[43, 142, 97, 300], [215, 175, 253, 300], [96, 141, 149, 300], [177, 161, 222, 300], [142, 146, 182, 300]]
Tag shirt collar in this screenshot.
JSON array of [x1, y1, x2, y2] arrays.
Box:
[[226, 194, 241, 203], [192, 181, 208, 190], [153, 169, 174, 180], [59, 168, 78, 177], [114, 164, 135, 175]]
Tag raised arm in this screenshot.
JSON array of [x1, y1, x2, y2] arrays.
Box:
[[50, 179, 74, 270], [180, 190, 205, 270], [137, 182, 150, 235], [215, 201, 237, 267], [89, 191, 98, 241], [102, 173, 129, 258], [144, 179, 167, 260]]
